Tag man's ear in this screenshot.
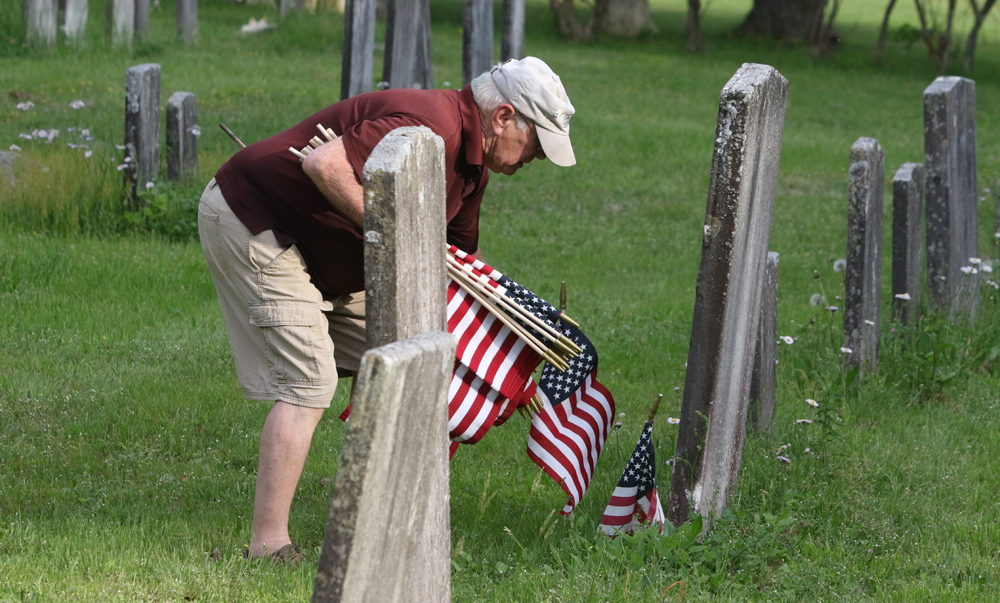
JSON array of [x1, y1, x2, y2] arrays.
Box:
[[491, 104, 516, 134]]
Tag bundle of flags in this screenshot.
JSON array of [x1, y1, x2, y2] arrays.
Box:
[[598, 414, 665, 536]]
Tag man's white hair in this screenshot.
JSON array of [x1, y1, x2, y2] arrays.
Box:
[[470, 62, 530, 132]]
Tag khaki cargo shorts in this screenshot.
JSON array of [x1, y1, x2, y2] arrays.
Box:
[[197, 179, 366, 409]]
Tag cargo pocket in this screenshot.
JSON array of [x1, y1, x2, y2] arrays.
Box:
[[249, 300, 335, 385]]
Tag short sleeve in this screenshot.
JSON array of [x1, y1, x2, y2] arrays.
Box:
[[341, 115, 428, 185]]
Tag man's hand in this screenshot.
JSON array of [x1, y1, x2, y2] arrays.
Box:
[[302, 137, 364, 228]]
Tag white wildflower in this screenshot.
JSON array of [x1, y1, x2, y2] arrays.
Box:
[[840, 347, 853, 354], [780, 336, 794, 345], [970, 257, 982, 265], [776, 456, 791, 463], [84, 150, 93, 158], [9, 144, 20, 152], [960, 266, 976, 275], [864, 319, 875, 326], [69, 100, 86, 109], [666, 417, 680, 425], [833, 259, 847, 272], [116, 164, 127, 171], [894, 293, 911, 300], [796, 419, 813, 425], [805, 399, 819, 408], [16, 101, 34, 111], [981, 264, 993, 273], [145, 182, 155, 189], [189, 125, 201, 136]]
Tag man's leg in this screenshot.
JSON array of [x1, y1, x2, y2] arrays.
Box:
[[249, 401, 326, 556]]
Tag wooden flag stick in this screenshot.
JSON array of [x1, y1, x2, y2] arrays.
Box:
[[219, 123, 247, 149], [557, 280, 580, 327], [648, 393, 663, 422], [288, 146, 308, 161], [317, 123, 335, 142]]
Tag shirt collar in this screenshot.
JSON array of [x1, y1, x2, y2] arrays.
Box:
[[458, 85, 484, 168]]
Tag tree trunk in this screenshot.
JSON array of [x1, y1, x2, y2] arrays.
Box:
[[687, 0, 704, 52], [603, 0, 656, 37], [965, 0, 997, 72], [736, 0, 828, 40], [875, 0, 898, 65]]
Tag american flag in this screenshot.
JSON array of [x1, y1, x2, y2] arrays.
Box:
[[598, 420, 664, 536], [527, 322, 615, 514]]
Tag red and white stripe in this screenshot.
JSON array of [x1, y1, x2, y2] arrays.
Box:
[[448, 363, 511, 444], [599, 487, 665, 536], [526, 372, 615, 514]]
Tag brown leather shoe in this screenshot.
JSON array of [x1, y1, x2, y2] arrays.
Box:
[[243, 543, 306, 567]]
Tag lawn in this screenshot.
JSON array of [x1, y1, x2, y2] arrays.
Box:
[[2, 0, 1000, 600]]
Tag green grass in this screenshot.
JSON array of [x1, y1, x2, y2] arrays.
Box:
[[3, 0, 1000, 600]]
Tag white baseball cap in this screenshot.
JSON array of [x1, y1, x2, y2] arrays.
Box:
[[489, 57, 576, 167]]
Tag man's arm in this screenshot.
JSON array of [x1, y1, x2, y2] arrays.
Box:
[[301, 138, 364, 227]]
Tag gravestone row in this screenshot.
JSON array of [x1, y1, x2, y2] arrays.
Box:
[[24, 0, 197, 48]]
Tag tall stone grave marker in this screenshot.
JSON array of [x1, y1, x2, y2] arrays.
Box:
[[313, 126, 451, 603], [924, 76, 979, 316], [26, 0, 56, 46], [844, 138, 883, 372], [124, 63, 161, 208], [666, 64, 787, 528], [383, 0, 433, 90], [462, 0, 493, 85], [64, 0, 87, 45], [134, 0, 149, 40], [166, 92, 198, 185], [177, 0, 197, 43], [108, 0, 134, 48], [340, 0, 376, 99], [501, 0, 524, 61], [892, 163, 924, 326], [749, 251, 778, 432]]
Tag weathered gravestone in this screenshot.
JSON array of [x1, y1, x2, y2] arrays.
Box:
[[844, 137, 883, 372], [749, 251, 778, 432], [64, 0, 88, 45], [383, 0, 433, 90], [280, 0, 304, 17], [124, 63, 160, 208], [134, 0, 149, 40], [501, 0, 524, 61], [26, 0, 56, 46], [462, 0, 493, 85], [340, 0, 376, 99], [892, 163, 924, 326], [666, 64, 788, 528], [177, 0, 197, 43], [107, 0, 134, 48], [924, 76, 979, 316], [313, 126, 451, 603], [166, 92, 198, 185], [995, 179, 1000, 252]]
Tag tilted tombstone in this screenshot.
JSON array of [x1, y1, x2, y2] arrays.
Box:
[[844, 137, 884, 372], [924, 76, 979, 316], [177, 0, 197, 44], [313, 126, 450, 603], [666, 64, 788, 528], [383, 0, 433, 90], [892, 163, 924, 326], [64, 0, 87, 45], [340, 0, 376, 99], [26, 0, 57, 47], [134, 0, 149, 40], [124, 63, 161, 208], [108, 0, 134, 48], [501, 0, 524, 61], [749, 251, 778, 433], [166, 92, 198, 185], [462, 0, 493, 85]]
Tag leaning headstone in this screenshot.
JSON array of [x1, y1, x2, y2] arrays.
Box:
[[382, 0, 433, 90], [340, 0, 376, 99], [124, 63, 161, 208], [924, 76, 979, 316], [749, 251, 778, 432], [666, 64, 788, 528], [462, 0, 493, 85], [312, 125, 450, 603], [166, 92, 198, 185], [134, 0, 149, 40], [312, 332, 455, 603], [108, 0, 134, 48], [64, 0, 87, 45], [177, 0, 197, 43], [892, 163, 924, 326], [501, 0, 524, 61], [26, 0, 57, 46], [843, 138, 884, 373]]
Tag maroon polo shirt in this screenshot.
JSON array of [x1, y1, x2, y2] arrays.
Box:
[[215, 85, 489, 299]]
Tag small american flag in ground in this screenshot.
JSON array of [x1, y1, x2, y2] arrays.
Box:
[[527, 322, 615, 514], [598, 420, 665, 536]]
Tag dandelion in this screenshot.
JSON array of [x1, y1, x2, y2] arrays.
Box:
[[826, 306, 839, 312], [145, 181, 155, 189], [796, 419, 813, 425], [776, 456, 791, 463], [840, 347, 853, 354], [864, 319, 875, 326], [9, 144, 20, 152], [189, 125, 201, 136], [810, 293, 826, 306], [833, 259, 847, 272], [894, 293, 911, 300], [116, 164, 127, 171], [666, 417, 680, 425], [780, 335, 794, 345], [806, 398, 819, 407], [16, 101, 34, 110], [69, 100, 86, 109], [84, 150, 92, 158]]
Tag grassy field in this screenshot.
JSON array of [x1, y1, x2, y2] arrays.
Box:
[[3, 0, 1000, 600]]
